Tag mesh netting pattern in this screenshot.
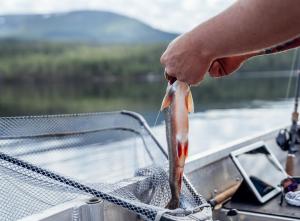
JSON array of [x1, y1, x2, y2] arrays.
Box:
[[0, 111, 212, 221]]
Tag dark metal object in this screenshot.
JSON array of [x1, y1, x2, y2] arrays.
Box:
[[276, 50, 300, 156], [87, 197, 102, 204], [224, 193, 300, 220], [288, 48, 300, 153], [276, 129, 289, 152], [227, 209, 239, 221]]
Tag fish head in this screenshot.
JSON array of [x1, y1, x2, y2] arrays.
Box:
[[160, 80, 194, 113]]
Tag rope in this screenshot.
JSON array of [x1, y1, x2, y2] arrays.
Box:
[[285, 49, 299, 99], [154, 210, 168, 221]]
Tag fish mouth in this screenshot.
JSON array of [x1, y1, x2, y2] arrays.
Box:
[[164, 72, 177, 84]]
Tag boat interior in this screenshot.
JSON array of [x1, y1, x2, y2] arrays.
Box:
[[186, 128, 300, 221], [1, 111, 299, 221]]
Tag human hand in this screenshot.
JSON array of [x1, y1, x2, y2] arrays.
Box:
[[209, 54, 253, 77], [160, 32, 215, 85]]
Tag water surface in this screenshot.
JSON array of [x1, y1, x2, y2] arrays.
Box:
[[154, 99, 293, 156], [0, 73, 296, 155]]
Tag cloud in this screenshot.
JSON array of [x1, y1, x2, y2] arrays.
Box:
[[0, 0, 235, 33]]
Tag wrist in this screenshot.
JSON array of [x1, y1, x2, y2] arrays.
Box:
[[187, 25, 218, 62]]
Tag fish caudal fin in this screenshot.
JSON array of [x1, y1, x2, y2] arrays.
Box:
[[166, 198, 180, 210]]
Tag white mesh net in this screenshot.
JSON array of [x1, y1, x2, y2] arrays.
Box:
[[0, 111, 212, 221]]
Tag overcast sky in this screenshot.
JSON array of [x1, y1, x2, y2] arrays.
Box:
[[0, 0, 235, 33]]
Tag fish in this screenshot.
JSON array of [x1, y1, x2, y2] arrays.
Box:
[[161, 78, 194, 209]]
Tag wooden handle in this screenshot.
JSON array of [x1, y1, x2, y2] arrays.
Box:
[[286, 154, 295, 176], [209, 182, 241, 207]]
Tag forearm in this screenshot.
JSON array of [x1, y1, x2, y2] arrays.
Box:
[[191, 0, 300, 59]]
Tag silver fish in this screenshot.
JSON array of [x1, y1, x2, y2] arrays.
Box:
[[161, 80, 194, 209]]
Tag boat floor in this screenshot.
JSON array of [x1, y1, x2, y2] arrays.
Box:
[[223, 149, 300, 219], [224, 194, 300, 219], [224, 149, 300, 219], [186, 127, 300, 220]]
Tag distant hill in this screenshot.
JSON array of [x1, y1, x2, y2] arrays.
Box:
[[0, 10, 178, 44]]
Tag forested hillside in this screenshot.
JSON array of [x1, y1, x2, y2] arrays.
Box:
[[0, 39, 296, 84], [0, 10, 177, 43]]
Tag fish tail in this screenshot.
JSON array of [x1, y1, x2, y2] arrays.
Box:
[[167, 169, 182, 210], [166, 197, 180, 210]]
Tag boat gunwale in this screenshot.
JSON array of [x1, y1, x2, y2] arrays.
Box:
[[185, 124, 288, 174]]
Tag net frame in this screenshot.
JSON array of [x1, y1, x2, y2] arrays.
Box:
[[0, 110, 211, 221]]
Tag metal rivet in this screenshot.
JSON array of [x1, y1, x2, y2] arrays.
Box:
[[86, 197, 102, 204]]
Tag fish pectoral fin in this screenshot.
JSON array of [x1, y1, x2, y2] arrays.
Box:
[[161, 88, 172, 110], [186, 90, 194, 113]]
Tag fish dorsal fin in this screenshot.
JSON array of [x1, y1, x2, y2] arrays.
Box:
[[186, 90, 194, 113]]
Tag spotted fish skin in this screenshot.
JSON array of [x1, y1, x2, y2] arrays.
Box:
[[161, 80, 194, 209]]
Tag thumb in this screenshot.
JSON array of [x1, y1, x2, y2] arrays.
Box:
[[209, 60, 228, 77], [209, 55, 250, 77]]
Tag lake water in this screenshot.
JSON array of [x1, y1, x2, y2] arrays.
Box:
[[2, 98, 293, 183], [153, 99, 294, 156], [0, 73, 297, 157], [0, 76, 297, 182], [0, 72, 295, 117]]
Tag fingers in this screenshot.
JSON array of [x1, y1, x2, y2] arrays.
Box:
[[165, 68, 203, 85], [161, 58, 205, 85], [209, 55, 252, 78], [164, 69, 177, 84], [161, 53, 178, 80], [160, 51, 166, 66], [160, 32, 210, 85], [161, 64, 203, 85], [209, 60, 227, 77]]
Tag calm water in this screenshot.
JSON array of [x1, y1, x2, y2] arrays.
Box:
[[154, 99, 294, 157], [4, 98, 293, 183], [0, 75, 297, 182], [0, 72, 295, 117], [0, 73, 296, 154]]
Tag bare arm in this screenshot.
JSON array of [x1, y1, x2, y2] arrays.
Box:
[[161, 0, 300, 85], [197, 0, 300, 57], [210, 37, 300, 77]]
